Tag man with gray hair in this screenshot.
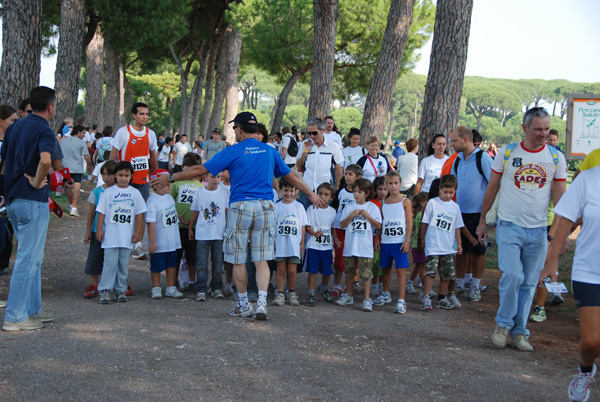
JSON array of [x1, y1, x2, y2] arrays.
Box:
[[477, 107, 567, 352], [296, 117, 344, 208]]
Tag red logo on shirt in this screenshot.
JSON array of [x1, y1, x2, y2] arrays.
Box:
[[513, 164, 548, 190]]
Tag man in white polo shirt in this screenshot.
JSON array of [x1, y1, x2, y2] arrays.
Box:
[[296, 117, 344, 208]]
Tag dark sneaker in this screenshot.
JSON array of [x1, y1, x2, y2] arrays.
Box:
[[84, 285, 99, 298], [115, 292, 128, 302], [319, 287, 333, 302], [99, 290, 111, 304], [306, 293, 316, 307]]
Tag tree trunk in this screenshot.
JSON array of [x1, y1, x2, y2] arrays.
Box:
[[123, 74, 134, 125], [418, 0, 473, 160], [271, 65, 311, 135], [104, 42, 126, 129], [189, 41, 209, 143], [171, 45, 190, 136], [360, 0, 415, 144], [85, 25, 104, 129], [0, 0, 42, 109], [308, 0, 338, 119], [208, 28, 231, 133], [383, 100, 396, 153], [199, 38, 220, 140], [52, 0, 86, 131], [411, 100, 418, 138], [223, 30, 242, 145]]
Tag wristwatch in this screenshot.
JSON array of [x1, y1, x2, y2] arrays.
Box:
[[168, 174, 175, 183], [547, 235, 554, 243]]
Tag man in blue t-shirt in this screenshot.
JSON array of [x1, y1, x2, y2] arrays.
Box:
[[392, 140, 405, 168], [0, 86, 57, 331], [152, 112, 322, 320]]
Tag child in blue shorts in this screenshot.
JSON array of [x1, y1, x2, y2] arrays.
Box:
[[375, 171, 413, 313], [146, 169, 183, 299], [303, 183, 338, 306]]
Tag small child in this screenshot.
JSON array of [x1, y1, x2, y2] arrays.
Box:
[[374, 171, 413, 314], [188, 171, 229, 301], [96, 161, 147, 304], [303, 182, 338, 306], [407, 192, 429, 294], [337, 178, 382, 311], [83, 160, 117, 298], [170, 153, 204, 289], [218, 169, 234, 296], [272, 177, 308, 306], [419, 174, 464, 311], [330, 164, 362, 298], [370, 176, 387, 297], [146, 169, 183, 299]]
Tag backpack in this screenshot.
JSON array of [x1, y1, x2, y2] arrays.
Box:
[[284, 133, 299, 157], [453, 148, 488, 183], [97, 138, 112, 161]]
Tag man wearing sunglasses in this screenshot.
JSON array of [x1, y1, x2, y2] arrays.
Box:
[[296, 117, 344, 208], [477, 107, 568, 352]]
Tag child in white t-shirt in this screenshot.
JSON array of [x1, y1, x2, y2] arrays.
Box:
[[96, 161, 147, 304], [218, 169, 234, 296], [337, 178, 382, 311], [420, 174, 464, 311], [189, 172, 229, 301], [304, 182, 338, 306], [375, 171, 413, 314], [272, 177, 308, 307], [146, 169, 183, 299]]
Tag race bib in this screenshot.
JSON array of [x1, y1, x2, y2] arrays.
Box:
[[131, 155, 149, 172], [382, 219, 405, 238], [314, 227, 332, 245], [350, 217, 368, 234], [162, 205, 178, 227], [178, 186, 196, 204], [278, 217, 299, 236], [109, 200, 134, 225], [432, 210, 455, 233]]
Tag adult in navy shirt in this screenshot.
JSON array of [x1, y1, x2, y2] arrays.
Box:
[[152, 112, 322, 320], [391, 140, 405, 168], [0, 86, 57, 331]]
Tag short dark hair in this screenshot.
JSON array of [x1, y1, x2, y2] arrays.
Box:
[[131, 102, 149, 115], [165, 137, 173, 144], [29, 86, 56, 113], [182, 152, 201, 167], [352, 178, 374, 199], [279, 176, 295, 189], [325, 116, 334, 122], [238, 123, 258, 134], [114, 161, 134, 176], [440, 174, 458, 190], [316, 182, 335, 197], [181, 134, 188, 138], [73, 125, 85, 135], [471, 129, 482, 145], [348, 128, 361, 138], [549, 129, 559, 137], [257, 123, 268, 143], [100, 160, 117, 175], [18, 98, 30, 112], [102, 126, 113, 137], [103, 150, 111, 160]]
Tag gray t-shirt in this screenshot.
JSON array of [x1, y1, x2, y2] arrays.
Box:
[[60, 136, 89, 173], [204, 140, 226, 161]]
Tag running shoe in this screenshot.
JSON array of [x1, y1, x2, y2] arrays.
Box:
[[569, 364, 597, 402], [151, 287, 162, 299], [305, 293, 316, 307], [550, 292, 565, 305], [394, 299, 407, 314], [352, 282, 364, 294], [421, 295, 432, 311], [447, 293, 462, 308], [529, 305, 547, 322], [69, 207, 80, 217], [371, 285, 381, 297], [319, 287, 333, 302], [84, 285, 99, 299], [255, 301, 268, 321], [223, 283, 234, 297], [99, 290, 111, 304], [330, 287, 343, 299], [406, 281, 416, 294], [212, 289, 225, 299], [373, 292, 393, 307], [272, 293, 285, 306], [195, 292, 207, 302], [336, 294, 354, 306], [436, 297, 455, 310], [467, 286, 482, 302], [362, 299, 373, 312], [229, 302, 255, 317], [165, 286, 184, 298], [125, 285, 134, 296], [115, 292, 128, 302], [288, 291, 300, 306]]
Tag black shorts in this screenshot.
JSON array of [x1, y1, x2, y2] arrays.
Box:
[[131, 182, 150, 201], [70, 173, 84, 183], [460, 213, 486, 256], [573, 281, 600, 308], [177, 227, 197, 266]]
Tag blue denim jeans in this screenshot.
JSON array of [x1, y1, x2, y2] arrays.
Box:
[[194, 240, 224, 293], [495, 220, 547, 337], [5, 199, 49, 323]]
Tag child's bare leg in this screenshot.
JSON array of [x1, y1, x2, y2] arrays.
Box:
[[363, 279, 371, 299], [166, 267, 177, 287], [418, 263, 426, 283], [276, 261, 287, 292], [151, 272, 161, 288], [346, 275, 354, 297], [287, 263, 297, 291], [91, 275, 100, 286], [423, 274, 435, 295], [409, 266, 419, 282], [396, 269, 407, 299], [381, 268, 392, 292], [535, 286, 548, 306], [438, 280, 450, 297], [308, 273, 317, 290], [321, 274, 330, 287]]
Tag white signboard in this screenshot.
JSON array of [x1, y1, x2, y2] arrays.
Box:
[[566, 94, 600, 160]]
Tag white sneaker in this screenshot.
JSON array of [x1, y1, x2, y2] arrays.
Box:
[[272, 293, 285, 306], [288, 291, 300, 306], [394, 299, 407, 314], [373, 292, 393, 306], [336, 294, 354, 306], [69, 207, 80, 217], [165, 286, 183, 298], [151, 287, 162, 299], [448, 293, 462, 308], [569, 363, 597, 402], [255, 301, 268, 321], [195, 292, 206, 302], [406, 281, 416, 294], [362, 299, 374, 312]]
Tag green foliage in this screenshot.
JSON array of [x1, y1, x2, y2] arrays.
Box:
[[283, 105, 309, 129], [331, 107, 363, 135]]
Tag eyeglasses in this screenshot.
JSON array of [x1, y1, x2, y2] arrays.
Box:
[[26, 110, 32, 114], [308, 131, 319, 136], [232, 126, 238, 130], [522, 106, 548, 124]]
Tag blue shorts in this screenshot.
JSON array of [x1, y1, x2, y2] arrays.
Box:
[[150, 250, 178, 273], [573, 281, 600, 308], [302, 248, 333, 276], [379, 243, 409, 269]]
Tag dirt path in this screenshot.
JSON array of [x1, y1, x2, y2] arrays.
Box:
[[0, 186, 583, 401]]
